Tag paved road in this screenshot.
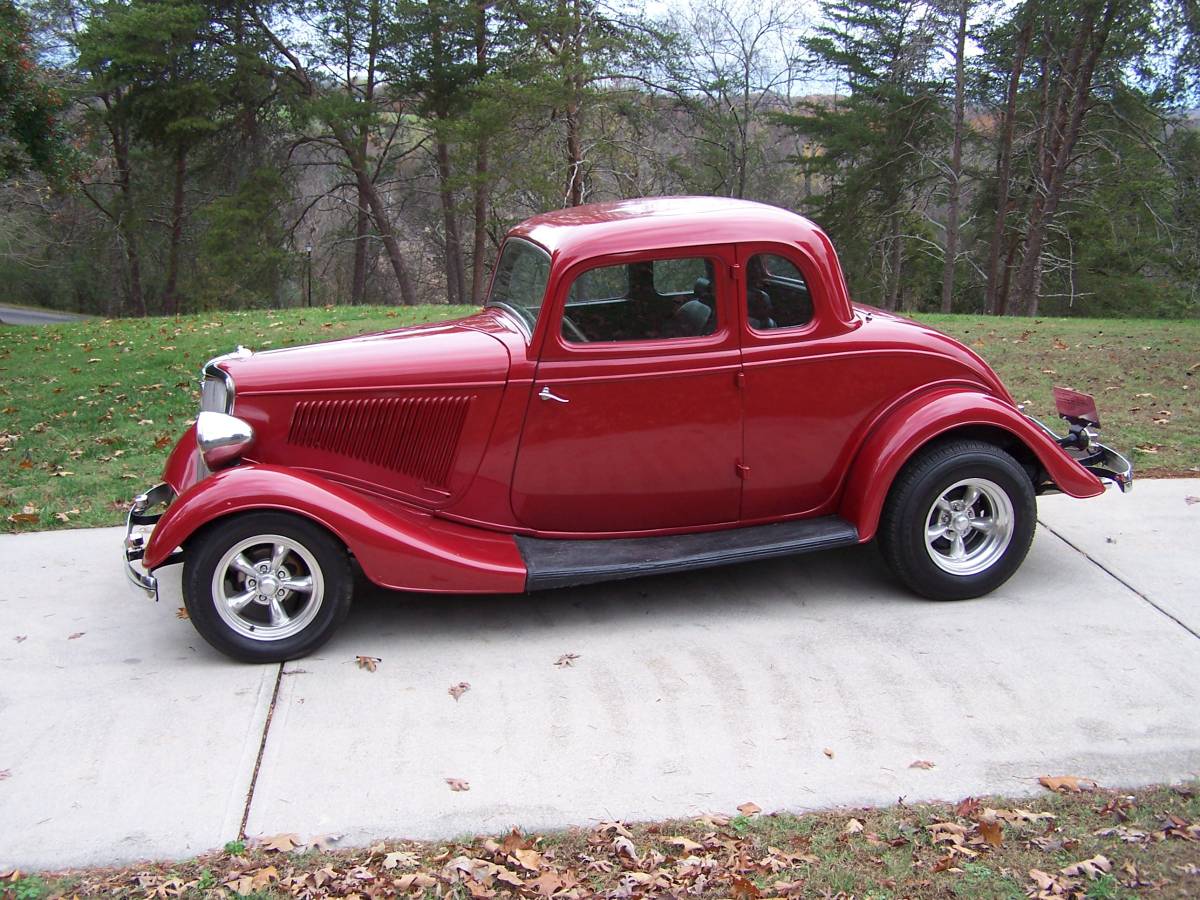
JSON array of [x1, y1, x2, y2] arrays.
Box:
[[0, 304, 86, 325], [1, 481, 1198, 870]]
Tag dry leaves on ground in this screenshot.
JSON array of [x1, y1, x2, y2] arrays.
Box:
[[910, 759, 936, 769], [1039, 775, 1097, 793], [355, 655, 381, 672], [448, 681, 471, 701], [736, 802, 761, 816], [554, 653, 581, 667], [446, 778, 470, 792]]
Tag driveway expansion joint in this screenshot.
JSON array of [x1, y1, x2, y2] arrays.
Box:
[[1038, 518, 1200, 642], [239, 663, 284, 841]]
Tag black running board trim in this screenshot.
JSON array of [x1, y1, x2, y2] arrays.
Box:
[[517, 517, 859, 591]]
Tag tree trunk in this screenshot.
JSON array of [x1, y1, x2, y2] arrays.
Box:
[[351, 187, 369, 305], [353, 167, 417, 305], [435, 137, 467, 305], [470, 0, 489, 304], [107, 112, 146, 317], [940, 0, 968, 314], [1011, 0, 1115, 316], [162, 147, 187, 316], [564, 89, 583, 206], [884, 210, 903, 311], [984, 9, 1034, 315]]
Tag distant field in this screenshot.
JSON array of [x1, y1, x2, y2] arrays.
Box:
[[1, 308, 1196, 533]]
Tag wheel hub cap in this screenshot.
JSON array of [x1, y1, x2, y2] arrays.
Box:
[[924, 477, 1016, 577]]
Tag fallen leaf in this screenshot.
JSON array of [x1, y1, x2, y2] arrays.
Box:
[[737, 801, 762, 816], [310, 832, 342, 850], [383, 850, 419, 870], [931, 854, 957, 873], [395, 873, 438, 891], [1062, 854, 1112, 879], [843, 818, 864, 835], [978, 819, 1003, 847], [554, 652, 580, 667], [176, 607, 189, 620], [1186, 496, 1200, 506], [67, 632, 84, 640], [511, 847, 544, 871], [910, 759, 936, 769], [666, 836, 704, 853], [446, 777, 470, 792], [612, 835, 639, 862], [1039, 775, 1096, 793], [13, 635, 25, 643], [730, 875, 761, 900], [259, 833, 301, 852], [823, 747, 834, 758], [449, 681, 470, 701], [355, 655, 381, 672]]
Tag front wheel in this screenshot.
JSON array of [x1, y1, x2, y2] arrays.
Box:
[[183, 511, 353, 662], [878, 440, 1036, 600]]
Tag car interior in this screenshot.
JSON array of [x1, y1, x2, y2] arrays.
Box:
[[558, 253, 815, 344]]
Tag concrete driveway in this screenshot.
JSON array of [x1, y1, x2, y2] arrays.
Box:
[[2, 480, 1198, 870]]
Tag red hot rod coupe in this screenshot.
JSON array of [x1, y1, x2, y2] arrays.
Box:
[[125, 197, 1131, 662]]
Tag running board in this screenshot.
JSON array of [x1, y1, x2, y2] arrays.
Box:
[[517, 517, 859, 591]]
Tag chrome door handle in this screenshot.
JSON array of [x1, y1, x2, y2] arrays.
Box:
[[539, 386, 569, 403]]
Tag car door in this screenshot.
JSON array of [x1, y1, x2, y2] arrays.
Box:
[[510, 246, 744, 534], [736, 241, 857, 521]]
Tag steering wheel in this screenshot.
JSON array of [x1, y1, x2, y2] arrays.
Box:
[[561, 314, 589, 343]]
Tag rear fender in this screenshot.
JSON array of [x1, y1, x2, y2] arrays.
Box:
[[142, 464, 527, 594], [839, 388, 1103, 542]]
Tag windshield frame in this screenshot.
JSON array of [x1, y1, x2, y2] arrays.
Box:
[[485, 237, 552, 340]]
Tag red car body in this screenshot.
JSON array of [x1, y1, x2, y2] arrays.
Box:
[[126, 197, 1130, 656]]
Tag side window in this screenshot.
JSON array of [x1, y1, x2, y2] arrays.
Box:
[[561, 256, 718, 343], [745, 253, 814, 331]]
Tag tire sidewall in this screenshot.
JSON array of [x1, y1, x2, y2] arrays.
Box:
[[183, 511, 352, 663], [891, 444, 1036, 600]]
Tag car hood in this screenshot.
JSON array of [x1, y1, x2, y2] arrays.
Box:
[[218, 311, 511, 396]]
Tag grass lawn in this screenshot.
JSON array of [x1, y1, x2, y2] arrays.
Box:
[[5, 781, 1199, 898], [1, 308, 1197, 533]]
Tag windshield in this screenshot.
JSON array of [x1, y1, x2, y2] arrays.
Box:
[[486, 238, 551, 330]]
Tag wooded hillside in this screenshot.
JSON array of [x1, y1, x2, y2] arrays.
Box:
[[2, 0, 1197, 318]]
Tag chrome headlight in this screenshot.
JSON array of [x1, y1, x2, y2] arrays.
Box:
[[200, 368, 231, 413], [198, 346, 250, 414]]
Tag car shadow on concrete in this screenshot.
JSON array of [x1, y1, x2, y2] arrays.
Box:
[[328, 543, 911, 651]]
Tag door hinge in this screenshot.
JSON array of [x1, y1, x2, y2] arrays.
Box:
[[735, 460, 750, 479], [734, 370, 746, 390]]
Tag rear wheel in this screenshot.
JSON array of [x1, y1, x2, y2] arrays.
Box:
[[183, 512, 353, 662], [878, 440, 1036, 600]]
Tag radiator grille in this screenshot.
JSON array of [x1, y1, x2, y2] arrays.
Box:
[[287, 395, 473, 488]]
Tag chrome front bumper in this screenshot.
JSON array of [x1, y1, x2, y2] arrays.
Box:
[[124, 482, 176, 601]]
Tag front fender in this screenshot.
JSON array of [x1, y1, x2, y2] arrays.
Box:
[[143, 465, 527, 594], [839, 388, 1103, 542]]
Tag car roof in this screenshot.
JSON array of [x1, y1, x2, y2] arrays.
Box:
[[507, 196, 831, 260]]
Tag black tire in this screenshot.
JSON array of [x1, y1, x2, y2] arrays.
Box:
[[878, 439, 1036, 600], [183, 511, 353, 663]]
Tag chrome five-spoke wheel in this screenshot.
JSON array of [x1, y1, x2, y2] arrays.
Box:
[[183, 512, 353, 662], [878, 439, 1036, 600], [213, 535, 324, 641], [923, 478, 1014, 576]]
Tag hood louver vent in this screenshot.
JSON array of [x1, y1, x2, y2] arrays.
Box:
[[287, 395, 473, 488]]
